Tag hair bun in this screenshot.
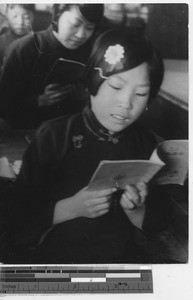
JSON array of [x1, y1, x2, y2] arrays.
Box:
[[52, 4, 104, 25], [79, 4, 104, 25]]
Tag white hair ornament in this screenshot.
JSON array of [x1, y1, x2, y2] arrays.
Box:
[[94, 44, 125, 79], [104, 44, 124, 65]]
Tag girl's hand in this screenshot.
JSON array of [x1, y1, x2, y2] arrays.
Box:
[[53, 187, 117, 225], [71, 187, 117, 218], [120, 182, 148, 229], [120, 182, 148, 211]]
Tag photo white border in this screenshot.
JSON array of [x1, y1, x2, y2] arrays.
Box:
[[0, 0, 192, 299]]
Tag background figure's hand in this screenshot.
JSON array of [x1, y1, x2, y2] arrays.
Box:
[[38, 83, 76, 107], [120, 182, 148, 211], [53, 187, 117, 225]]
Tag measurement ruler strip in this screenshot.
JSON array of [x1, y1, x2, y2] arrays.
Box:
[[2, 273, 146, 280], [1, 270, 152, 274], [106, 273, 140, 278], [0, 265, 153, 293], [1, 264, 152, 270], [1, 281, 153, 293]]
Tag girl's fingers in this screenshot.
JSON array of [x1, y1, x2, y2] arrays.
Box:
[[124, 183, 148, 205], [136, 182, 148, 203], [95, 209, 109, 217], [86, 187, 117, 198], [96, 202, 111, 212], [125, 191, 140, 206], [90, 195, 112, 206], [46, 83, 60, 89], [125, 185, 139, 201], [122, 193, 136, 210], [46, 93, 63, 100]]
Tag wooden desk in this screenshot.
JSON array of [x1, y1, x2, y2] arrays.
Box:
[[159, 59, 188, 110], [138, 59, 188, 140]]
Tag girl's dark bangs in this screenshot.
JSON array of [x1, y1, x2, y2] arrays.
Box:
[[105, 49, 147, 77]]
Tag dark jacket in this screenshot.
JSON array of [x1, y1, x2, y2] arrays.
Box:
[[3, 106, 172, 264], [0, 29, 22, 67]]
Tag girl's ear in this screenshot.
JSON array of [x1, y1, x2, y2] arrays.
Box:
[[90, 95, 95, 108], [90, 95, 94, 101], [51, 21, 58, 32]]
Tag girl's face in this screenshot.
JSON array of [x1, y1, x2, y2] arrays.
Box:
[[91, 62, 150, 134], [7, 5, 34, 36], [55, 6, 95, 49]]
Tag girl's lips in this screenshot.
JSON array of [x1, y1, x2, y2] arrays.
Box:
[[15, 28, 25, 32], [111, 114, 129, 121], [70, 38, 84, 44]]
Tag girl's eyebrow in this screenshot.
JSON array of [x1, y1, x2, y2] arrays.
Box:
[[110, 75, 125, 83], [73, 16, 95, 27], [137, 83, 150, 87], [111, 75, 150, 87], [71, 16, 81, 22]]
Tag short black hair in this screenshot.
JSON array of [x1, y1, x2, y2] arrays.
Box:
[[85, 28, 164, 103], [52, 4, 104, 31], [7, 4, 35, 12]]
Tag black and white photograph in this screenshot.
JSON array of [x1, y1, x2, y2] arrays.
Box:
[[0, 1, 190, 296]]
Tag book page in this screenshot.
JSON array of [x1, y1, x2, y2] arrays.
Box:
[[0, 157, 16, 179], [150, 139, 188, 185], [88, 159, 164, 191]]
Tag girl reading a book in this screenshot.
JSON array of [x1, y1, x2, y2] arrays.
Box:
[[0, 4, 104, 129], [4, 28, 172, 264]]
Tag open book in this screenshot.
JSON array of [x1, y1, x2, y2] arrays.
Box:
[[0, 157, 22, 180], [0, 131, 33, 180], [43, 58, 86, 86], [88, 140, 188, 191]]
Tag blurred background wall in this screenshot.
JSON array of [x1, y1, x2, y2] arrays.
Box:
[[145, 4, 188, 59], [103, 3, 188, 59]]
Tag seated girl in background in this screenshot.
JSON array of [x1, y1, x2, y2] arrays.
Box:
[[0, 4, 104, 129], [4, 28, 172, 264], [0, 4, 35, 67]]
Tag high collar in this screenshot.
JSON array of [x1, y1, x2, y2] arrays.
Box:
[[5, 29, 25, 41], [83, 105, 131, 144], [48, 25, 91, 56], [46, 25, 67, 51]]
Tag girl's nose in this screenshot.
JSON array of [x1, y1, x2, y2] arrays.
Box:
[[118, 91, 133, 110], [16, 16, 24, 26], [75, 26, 86, 39]]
